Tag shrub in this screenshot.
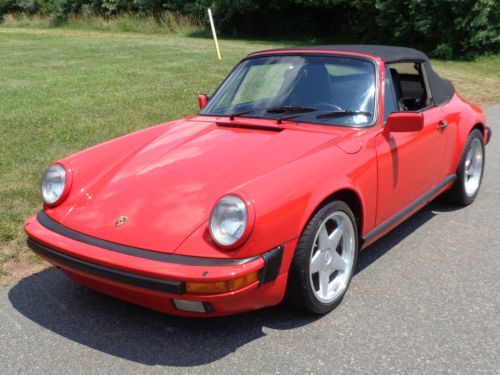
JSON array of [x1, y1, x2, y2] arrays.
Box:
[[360, 0, 500, 59], [0, 0, 19, 18], [205, 0, 499, 58]]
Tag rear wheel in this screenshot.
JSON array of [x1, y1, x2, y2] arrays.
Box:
[[285, 200, 358, 314], [446, 130, 484, 206]]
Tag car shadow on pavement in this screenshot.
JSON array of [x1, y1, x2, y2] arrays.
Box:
[[8, 201, 446, 367], [355, 199, 453, 274]]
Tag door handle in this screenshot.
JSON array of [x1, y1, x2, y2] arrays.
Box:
[[437, 120, 448, 129]]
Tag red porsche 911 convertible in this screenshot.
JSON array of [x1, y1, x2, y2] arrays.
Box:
[[25, 45, 491, 316]]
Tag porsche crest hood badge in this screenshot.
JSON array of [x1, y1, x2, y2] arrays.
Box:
[[115, 216, 128, 227]]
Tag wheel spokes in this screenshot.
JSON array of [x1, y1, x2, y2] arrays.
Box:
[[331, 251, 347, 271], [319, 270, 330, 298], [317, 221, 344, 251], [329, 222, 344, 249], [313, 220, 347, 276], [466, 148, 474, 164], [464, 139, 484, 195], [465, 148, 476, 177], [310, 250, 323, 273], [309, 210, 356, 303], [317, 224, 330, 250]]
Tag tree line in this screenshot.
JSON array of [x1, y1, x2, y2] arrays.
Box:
[[1, 0, 498, 58]]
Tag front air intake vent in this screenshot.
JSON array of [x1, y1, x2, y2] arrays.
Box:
[[260, 244, 284, 284]]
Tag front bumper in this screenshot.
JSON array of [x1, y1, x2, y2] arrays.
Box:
[[25, 211, 290, 317]]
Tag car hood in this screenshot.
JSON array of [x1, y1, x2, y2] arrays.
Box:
[[60, 118, 340, 253]]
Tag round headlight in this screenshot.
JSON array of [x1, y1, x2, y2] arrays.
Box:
[[210, 195, 248, 247], [41, 164, 67, 205]]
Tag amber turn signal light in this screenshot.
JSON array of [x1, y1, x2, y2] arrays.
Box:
[[186, 271, 260, 294]]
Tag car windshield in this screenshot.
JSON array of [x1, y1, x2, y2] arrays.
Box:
[[200, 55, 377, 127]]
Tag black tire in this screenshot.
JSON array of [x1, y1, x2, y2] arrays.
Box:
[[284, 200, 358, 314], [445, 129, 485, 206]]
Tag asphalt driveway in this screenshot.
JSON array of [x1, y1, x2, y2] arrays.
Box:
[[1, 105, 499, 374]]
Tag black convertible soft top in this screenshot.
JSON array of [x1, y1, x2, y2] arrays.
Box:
[[254, 45, 428, 63], [253, 44, 455, 105]]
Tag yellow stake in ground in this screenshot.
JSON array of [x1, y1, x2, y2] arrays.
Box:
[[208, 8, 222, 60]]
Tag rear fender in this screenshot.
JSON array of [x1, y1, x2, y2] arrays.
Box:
[[451, 94, 486, 171]]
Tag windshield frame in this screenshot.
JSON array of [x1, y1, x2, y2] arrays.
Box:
[[198, 52, 381, 129]]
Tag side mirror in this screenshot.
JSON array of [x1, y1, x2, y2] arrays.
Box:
[[198, 94, 209, 110], [385, 112, 424, 133]]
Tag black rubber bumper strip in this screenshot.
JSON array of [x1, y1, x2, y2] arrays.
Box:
[[36, 211, 260, 266], [363, 174, 456, 242], [27, 237, 186, 294], [260, 245, 284, 284]]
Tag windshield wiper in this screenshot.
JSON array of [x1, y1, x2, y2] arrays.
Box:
[[315, 111, 372, 120], [229, 105, 317, 120], [266, 106, 317, 114], [277, 109, 373, 124], [270, 106, 318, 124], [228, 106, 369, 124], [229, 107, 265, 120]]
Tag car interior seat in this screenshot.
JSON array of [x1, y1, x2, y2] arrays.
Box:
[[285, 63, 332, 107], [389, 68, 408, 111]]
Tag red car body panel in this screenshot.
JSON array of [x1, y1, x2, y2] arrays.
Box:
[[25, 48, 490, 316], [52, 118, 342, 256]]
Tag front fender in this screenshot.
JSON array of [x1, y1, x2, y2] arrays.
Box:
[[176, 135, 378, 263], [44, 119, 184, 223]]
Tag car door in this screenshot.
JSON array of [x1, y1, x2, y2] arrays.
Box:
[[434, 105, 459, 178], [374, 64, 445, 226]]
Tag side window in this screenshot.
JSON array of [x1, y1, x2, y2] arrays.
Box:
[[387, 62, 431, 111], [383, 67, 397, 122]]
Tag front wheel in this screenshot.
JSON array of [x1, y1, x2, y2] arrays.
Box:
[[285, 201, 358, 314], [446, 129, 485, 206]]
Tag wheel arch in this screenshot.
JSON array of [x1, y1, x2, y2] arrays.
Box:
[[453, 121, 486, 172], [284, 187, 364, 313], [302, 188, 364, 241], [471, 122, 485, 136]]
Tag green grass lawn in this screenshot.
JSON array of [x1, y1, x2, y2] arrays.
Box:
[[0, 26, 498, 284]]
